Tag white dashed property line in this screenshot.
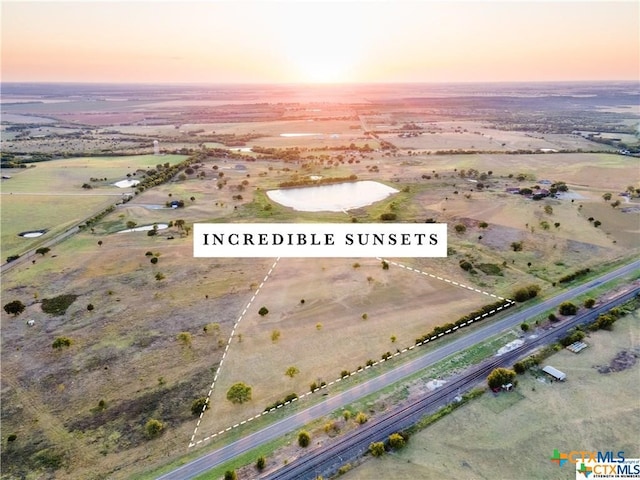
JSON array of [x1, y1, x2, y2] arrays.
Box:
[[377, 257, 514, 303], [188, 257, 281, 447], [189, 257, 517, 448]]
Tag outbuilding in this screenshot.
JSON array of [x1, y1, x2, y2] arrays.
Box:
[[542, 365, 566, 381]]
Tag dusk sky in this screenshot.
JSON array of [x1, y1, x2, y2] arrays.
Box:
[[2, 1, 639, 84]]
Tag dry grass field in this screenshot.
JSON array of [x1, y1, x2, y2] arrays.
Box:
[[196, 256, 492, 441], [343, 311, 640, 480]]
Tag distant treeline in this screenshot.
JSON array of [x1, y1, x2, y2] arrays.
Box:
[[278, 175, 358, 189]]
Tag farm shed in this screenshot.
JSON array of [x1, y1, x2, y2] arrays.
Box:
[[542, 365, 566, 381]]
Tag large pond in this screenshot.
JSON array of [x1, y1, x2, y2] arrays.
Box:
[[266, 181, 398, 212]]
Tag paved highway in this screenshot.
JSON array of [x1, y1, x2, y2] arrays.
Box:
[[157, 259, 640, 479]]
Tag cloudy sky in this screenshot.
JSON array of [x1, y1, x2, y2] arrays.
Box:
[[2, 1, 638, 83]]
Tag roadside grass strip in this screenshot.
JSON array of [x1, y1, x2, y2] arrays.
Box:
[[188, 257, 515, 448]]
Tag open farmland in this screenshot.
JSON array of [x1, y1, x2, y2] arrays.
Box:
[[342, 311, 640, 480], [1, 82, 639, 480], [197, 256, 497, 441], [0, 155, 186, 259]]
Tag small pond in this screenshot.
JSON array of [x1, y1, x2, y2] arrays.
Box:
[[266, 181, 398, 212]]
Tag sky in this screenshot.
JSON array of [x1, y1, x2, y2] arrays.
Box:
[[1, 1, 639, 84]]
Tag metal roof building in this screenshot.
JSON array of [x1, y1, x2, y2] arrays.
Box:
[[542, 365, 567, 381]]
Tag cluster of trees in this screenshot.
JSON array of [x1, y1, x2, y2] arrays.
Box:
[[558, 268, 591, 284], [369, 432, 408, 457], [415, 299, 510, 345], [278, 174, 358, 189], [264, 393, 298, 412], [79, 204, 116, 231], [135, 156, 197, 193], [512, 284, 541, 302]]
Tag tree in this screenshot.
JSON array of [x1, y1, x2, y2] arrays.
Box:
[[479, 221, 489, 229], [298, 430, 311, 448], [35, 247, 51, 256], [369, 441, 385, 457], [454, 224, 466, 234], [594, 220, 602, 227], [388, 433, 406, 450], [226, 382, 252, 404], [544, 205, 553, 215], [258, 306, 269, 316], [520, 323, 530, 332], [511, 241, 523, 252], [150, 257, 159, 264], [285, 366, 300, 378], [155, 272, 165, 281], [602, 192, 612, 201], [4, 300, 26, 316], [174, 219, 185, 231], [487, 367, 516, 390], [381, 260, 389, 270], [97, 240, 103, 247], [559, 302, 578, 316], [145, 419, 164, 438], [584, 298, 596, 309], [223, 470, 237, 480], [126, 220, 137, 229], [191, 397, 209, 416], [87, 303, 94, 312], [256, 456, 266, 471]]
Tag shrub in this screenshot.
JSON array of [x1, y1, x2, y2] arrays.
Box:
[[388, 433, 406, 450], [454, 224, 466, 234], [559, 302, 578, 316], [87, 303, 94, 312], [41, 294, 78, 316], [52, 337, 72, 349], [258, 306, 269, 316], [380, 212, 397, 221], [584, 298, 596, 309], [256, 456, 266, 471], [355, 412, 368, 424], [369, 441, 385, 457], [223, 470, 237, 480], [145, 419, 164, 438], [191, 397, 209, 416], [298, 430, 311, 448]]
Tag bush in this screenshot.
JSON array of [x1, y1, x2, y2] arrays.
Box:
[[145, 419, 164, 438], [191, 397, 209, 416], [355, 412, 368, 424], [388, 433, 406, 449], [298, 430, 311, 448], [584, 298, 596, 309], [380, 212, 397, 221], [559, 302, 578, 316], [224, 470, 237, 480], [52, 337, 72, 349], [256, 456, 266, 471], [369, 441, 385, 457], [41, 294, 78, 316], [258, 306, 269, 316]]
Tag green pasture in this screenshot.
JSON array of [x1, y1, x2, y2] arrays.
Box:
[[0, 194, 116, 259]]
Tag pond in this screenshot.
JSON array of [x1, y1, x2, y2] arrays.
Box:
[[266, 181, 398, 212], [113, 179, 140, 188]]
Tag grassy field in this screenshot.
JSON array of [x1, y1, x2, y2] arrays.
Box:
[[196, 256, 495, 441], [0, 155, 187, 258], [343, 311, 640, 480]]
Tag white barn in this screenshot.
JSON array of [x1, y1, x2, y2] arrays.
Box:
[[542, 365, 566, 381]]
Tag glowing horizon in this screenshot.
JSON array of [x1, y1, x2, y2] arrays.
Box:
[[2, 1, 638, 85]]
